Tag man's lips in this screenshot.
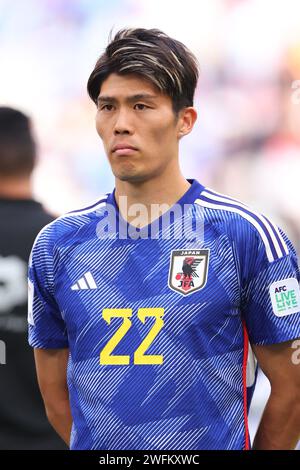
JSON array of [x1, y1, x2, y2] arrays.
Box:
[[113, 148, 138, 155], [112, 145, 138, 155]]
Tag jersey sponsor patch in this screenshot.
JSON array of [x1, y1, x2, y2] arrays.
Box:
[[27, 279, 35, 325], [168, 249, 209, 295], [270, 278, 300, 317]]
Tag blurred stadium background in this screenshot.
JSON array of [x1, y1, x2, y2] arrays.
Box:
[[0, 0, 299, 447]]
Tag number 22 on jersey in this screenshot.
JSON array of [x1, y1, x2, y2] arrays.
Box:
[[100, 308, 164, 366]]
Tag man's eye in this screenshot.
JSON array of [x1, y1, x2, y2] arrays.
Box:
[[100, 104, 113, 111], [134, 103, 148, 110]]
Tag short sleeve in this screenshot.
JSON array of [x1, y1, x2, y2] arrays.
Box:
[[28, 225, 69, 349], [241, 228, 300, 345]]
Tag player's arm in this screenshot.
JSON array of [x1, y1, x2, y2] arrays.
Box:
[[34, 347, 72, 447], [251, 339, 300, 450]]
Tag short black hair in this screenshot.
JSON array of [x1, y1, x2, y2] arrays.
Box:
[[0, 107, 36, 177], [87, 28, 199, 114]]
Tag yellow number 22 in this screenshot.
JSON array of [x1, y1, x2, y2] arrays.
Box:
[[100, 308, 164, 366]]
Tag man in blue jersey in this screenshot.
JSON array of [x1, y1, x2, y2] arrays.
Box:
[[28, 28, 300, 450]]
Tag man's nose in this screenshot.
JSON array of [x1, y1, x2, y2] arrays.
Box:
[[114, 109, 134, 135]]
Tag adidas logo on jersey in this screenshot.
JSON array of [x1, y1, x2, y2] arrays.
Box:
[[71, 271, 97, 290]]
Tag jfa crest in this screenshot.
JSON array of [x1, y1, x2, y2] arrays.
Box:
[[168, 249, 210, 296]]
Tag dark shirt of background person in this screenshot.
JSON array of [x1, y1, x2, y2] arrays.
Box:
[[0, 106, 67, 449]]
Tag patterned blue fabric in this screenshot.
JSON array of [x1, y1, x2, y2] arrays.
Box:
[[28, 179, 300, 450]]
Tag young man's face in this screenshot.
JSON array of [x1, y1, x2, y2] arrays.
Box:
[[95, 73, 191, 183]]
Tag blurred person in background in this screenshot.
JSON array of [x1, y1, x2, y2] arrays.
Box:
[[0, 107, 66, 449]]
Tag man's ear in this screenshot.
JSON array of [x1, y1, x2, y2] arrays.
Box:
[[177, 107, 197, 139]]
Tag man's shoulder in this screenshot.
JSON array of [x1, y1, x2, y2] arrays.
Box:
[[195, 187, 289, 263], [31, 194, 109, 253]]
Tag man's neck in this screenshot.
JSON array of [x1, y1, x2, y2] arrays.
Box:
[[114, 171, 191, 227], [0, 177, 32, 199]]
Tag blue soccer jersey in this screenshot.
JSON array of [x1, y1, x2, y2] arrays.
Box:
[[28, 179, 300, 450]]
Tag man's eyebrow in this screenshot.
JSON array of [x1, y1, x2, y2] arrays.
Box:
[[97, 93, 158, 105]]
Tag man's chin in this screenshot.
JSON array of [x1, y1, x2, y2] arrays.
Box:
[[114, 170, 148, 183]]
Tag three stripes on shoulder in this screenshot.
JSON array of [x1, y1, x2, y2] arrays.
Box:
[[195, 188, 289, 263]]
